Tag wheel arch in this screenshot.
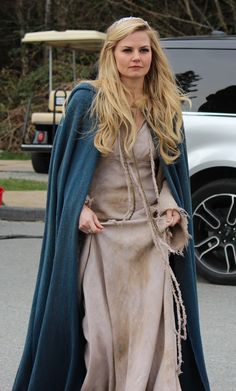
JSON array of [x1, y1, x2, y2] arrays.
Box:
[[190, 166, 236, 195]]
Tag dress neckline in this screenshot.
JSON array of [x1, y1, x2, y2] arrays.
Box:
[[137, 120, 146, 133]]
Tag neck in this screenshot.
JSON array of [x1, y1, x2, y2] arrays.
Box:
[[120, 77, 144, 104]]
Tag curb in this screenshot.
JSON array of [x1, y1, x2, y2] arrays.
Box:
[[0, 207, 45, 222]]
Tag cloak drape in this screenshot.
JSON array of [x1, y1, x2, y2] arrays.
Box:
[[13, 83, 210, 391]]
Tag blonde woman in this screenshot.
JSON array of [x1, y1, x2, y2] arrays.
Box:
[[13, 17, 210, 391]]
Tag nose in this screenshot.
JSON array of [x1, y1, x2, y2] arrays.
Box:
[[132, 50, 141, 62]]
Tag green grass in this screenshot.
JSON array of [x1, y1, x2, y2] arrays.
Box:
[[0, 178, 47, 191], [0, 151, 30, 160]]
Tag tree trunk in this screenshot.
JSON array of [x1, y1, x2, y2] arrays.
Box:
[[44, 0, 53, 65], [45, 0, 52, 29], [15, 0, 28, 76]]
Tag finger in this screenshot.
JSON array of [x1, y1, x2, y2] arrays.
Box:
[[79, 207, 93, 230], [165, 209, 173, 224], [79, 220, 92, 231], [171, 210, 181, 226], [79, 210, 103, 234], [93, 214, 104, 230], [89, 219, 102, 234]]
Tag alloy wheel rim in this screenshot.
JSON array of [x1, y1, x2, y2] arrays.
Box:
[[193, 193, 236, 276]]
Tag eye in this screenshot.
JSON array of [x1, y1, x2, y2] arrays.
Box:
[[140, 47, 150, 53], [122, 48, 132, 53]]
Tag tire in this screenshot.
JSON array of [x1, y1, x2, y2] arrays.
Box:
[[192, 178, 236, 285], [31, 152, 51, 174]]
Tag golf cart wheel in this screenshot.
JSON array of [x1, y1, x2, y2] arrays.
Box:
[[31, 152, 50, 174]]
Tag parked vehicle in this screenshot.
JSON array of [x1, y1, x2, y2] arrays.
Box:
[[162, 35, 236, 285], [21, 30, 106, 173], [21, 31, 236, 285]]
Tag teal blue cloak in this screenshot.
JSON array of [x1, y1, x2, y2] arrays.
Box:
[[13, 83, 210, 390]]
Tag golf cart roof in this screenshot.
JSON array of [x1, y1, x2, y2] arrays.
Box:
[[22, 30, 106, 50]]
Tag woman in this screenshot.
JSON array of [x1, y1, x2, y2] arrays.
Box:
[[13, 17, 210, 391]]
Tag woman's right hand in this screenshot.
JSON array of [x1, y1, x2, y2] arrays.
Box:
[[79, 205, 104, 234]]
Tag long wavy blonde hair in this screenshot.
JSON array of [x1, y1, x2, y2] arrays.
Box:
[[87, 17, 187, 164]]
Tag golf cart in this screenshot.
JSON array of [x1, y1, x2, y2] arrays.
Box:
[[21, 30, 106, 173]]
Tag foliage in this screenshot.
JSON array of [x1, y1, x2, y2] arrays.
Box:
[[0, 178, 47, 191], [0, 151, 30, 160], [0, 54, 93, 151], [0, 0, 235, 151]]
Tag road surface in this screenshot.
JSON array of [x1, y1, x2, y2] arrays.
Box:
[[0, 221, 236, 390]]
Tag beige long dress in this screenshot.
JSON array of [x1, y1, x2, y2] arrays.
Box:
[[79, 123, 189, 391]]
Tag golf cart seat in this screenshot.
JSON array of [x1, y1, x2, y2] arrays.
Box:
[[31, 89, 71, 125]]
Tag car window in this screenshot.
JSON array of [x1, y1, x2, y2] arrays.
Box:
[[164, 47, 236, 114]]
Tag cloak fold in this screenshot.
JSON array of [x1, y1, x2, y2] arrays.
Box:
[[13, 83, 210, 391]]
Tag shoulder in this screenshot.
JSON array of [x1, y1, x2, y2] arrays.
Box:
[[64, 81, 97, 115], [69, 81, 97, 102], [74, 81, 97, 94]]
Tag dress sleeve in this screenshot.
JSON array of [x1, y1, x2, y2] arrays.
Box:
[[158, 178, 191, 254]]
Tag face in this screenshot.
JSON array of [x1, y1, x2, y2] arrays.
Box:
[[114, 30, 152, 84]]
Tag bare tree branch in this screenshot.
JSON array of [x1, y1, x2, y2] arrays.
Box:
[[190, 0, 214, 30], [214, 0, 228, 31], [182, 0, 194, 21], [224, 0, 236, 27], [108, 0, 210, 30]]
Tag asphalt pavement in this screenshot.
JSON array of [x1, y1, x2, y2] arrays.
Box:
[[1, 221, 236, 391], [1, 161, 236, 390]]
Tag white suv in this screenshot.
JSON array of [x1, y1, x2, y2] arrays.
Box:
[[162, 35, 236, 285]]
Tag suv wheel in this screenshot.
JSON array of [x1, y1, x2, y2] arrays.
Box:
[[192, 179, 236, 285]]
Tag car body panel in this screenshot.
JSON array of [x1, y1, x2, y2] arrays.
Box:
[[162, 36, 236, 284], [183, 112, 236, 175]]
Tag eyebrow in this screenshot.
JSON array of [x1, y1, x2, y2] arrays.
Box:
[[121, 45, 151, 48]]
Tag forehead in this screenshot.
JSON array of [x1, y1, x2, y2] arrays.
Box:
[[116, 30, 151, 47]]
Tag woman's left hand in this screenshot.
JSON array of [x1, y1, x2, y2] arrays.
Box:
[[165, 209, 181, 227]]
